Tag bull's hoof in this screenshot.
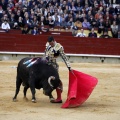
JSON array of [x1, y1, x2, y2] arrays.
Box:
[[31, 99, 36, 103], [23, 97, 28, 101], [50, 99, 62, 103], [13, 98, 17, 102]]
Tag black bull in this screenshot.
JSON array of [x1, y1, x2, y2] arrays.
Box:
[[13, 57, 61, 102]]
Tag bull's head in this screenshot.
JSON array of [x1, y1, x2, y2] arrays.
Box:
[[43, 76, 60, 96]]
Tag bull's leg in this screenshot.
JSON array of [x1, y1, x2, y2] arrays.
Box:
[[23, 85, 29, 99], [29, 80, 36, 103], [13, 77, 22, 102], [30, 87, 36, 103], [49, 94, 55, 102]]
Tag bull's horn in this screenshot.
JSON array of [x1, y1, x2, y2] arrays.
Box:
[[48, 76, 55, 88]]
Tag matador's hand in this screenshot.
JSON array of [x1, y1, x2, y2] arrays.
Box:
[[68, 67, 72, 71]]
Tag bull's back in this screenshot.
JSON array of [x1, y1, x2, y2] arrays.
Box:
[[17, 57, 31, 80], [17, 57, 60, 85], [33, 61, 59, 78]]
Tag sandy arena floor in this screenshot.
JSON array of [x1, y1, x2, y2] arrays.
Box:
[[0, 60, 120, 120]]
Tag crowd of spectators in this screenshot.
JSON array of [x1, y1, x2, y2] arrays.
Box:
[[0, 0, 120, 38]]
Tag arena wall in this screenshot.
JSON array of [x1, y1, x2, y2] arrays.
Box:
[[0, 32, 120, 63]]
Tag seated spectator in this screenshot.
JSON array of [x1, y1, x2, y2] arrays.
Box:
[[95, 10, 102, 21], [104, 19, 111, 29], [88, 15, 97, 28], [88, 28, 97, 38], [22, 25, 30, 34], [118, 30, 120, 39], [31, 26, 39, 35], [111, 14, 119, 25], [48, 16, 55, 29], [104, 11, 113, 23], [111, 21, 118, 38], [54, 16, 60, 27], [69, 2, 77, 12], [0, 6, 3, 20], [14, 10, 21, 22], [118, 23, 120, 39], [23, 15, 32, 29], [118, 14, 120, 24], [1, 20, 10, 32], [52, 12, 60, 22], [57, 6, 63, 15], [31, 16, 39, 28], [7, 0, 14, 10], [82, 18, 91, 29], [76, 2, 83, 12], [38, 26, 49, 34], [67, 17, 74, 28], [86, 10, 92, 20], [72, 25, 78, 36], [40, 16, 47, 26], [17, 16, 25, 29], [0, 5, 3, 13], [72, 26, 78, 36], [74, 18, 82, 28], [1, 14, 9, 23], [9, 13, 16, 29], [116, 0, 120, 4], [109, 4, 115, 15], [12, 22, 19, 29], [60, 17, 68, 30], [75, 29, 86, 37], [99, 30, 112, 38], [118, 23, 120, 32], [97, 18, 105, 34]]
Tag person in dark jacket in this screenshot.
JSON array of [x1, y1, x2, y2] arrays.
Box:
[[22, 25, 30, 34], [88, 28, 97, 38], [31, 26, 39, 35], [99, 30, 112, 38]]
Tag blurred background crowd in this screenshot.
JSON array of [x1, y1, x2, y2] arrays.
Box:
[[0, 0, 120, 38]]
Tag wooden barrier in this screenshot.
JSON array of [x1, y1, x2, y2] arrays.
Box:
[[0, 27, 112, 36], [0, 33, 120, 55]]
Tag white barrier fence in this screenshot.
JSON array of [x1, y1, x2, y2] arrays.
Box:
[[0, 52, 120, 64]]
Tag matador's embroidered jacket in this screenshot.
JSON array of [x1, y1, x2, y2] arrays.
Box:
[[45, 41, 70, 68]]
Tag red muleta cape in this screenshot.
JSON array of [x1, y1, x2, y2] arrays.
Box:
[[61, 69, 98, 108]]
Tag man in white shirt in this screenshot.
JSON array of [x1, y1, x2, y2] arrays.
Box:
[[1, 20, 10, 32], [75, 29, 86, 37]]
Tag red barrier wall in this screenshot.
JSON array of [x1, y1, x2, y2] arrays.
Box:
[[0, 33, 120, 55]]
